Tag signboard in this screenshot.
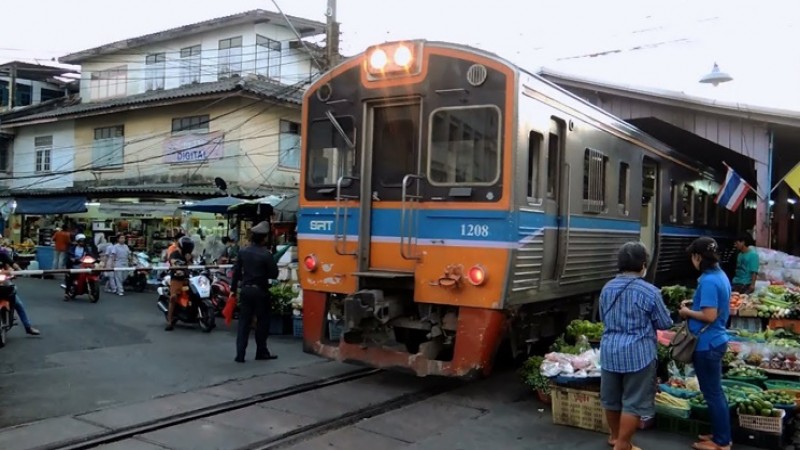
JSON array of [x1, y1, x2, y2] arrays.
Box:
[[163, 131, 224, 164]]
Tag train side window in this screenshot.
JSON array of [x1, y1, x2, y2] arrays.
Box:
[[618, 162, 630, 215], [681, 184, 694, 224], [307, 117, 357, 187], [695, 191, 707, 225], [546, 133, 559, 199], [527, 131, 543, 201], [582, 148, 607, 214], [669, 180, 678, 223]]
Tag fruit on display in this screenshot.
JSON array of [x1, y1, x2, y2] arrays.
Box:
[[655, 392, 690, 410], [737, 394, 783, 417], [761, 390, 796, 406], [565, 320, 603, 341], [727, 366, 767, 379], [730, 292, 744, 310]]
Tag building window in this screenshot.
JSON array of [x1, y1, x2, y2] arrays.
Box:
[[0, 137, 9, 172], [527, 131, 542, 200], [218, 37, 243, 79], [618, 162, 630, 215], [89, 66, 127, 100], [582, 148, 608, 213], [255, 35, 281, 80], [180, 45, 202, 85], [34, 136, 52, 173], [279, 120, 301, 169], [145, 53, 166, 91], [93, 126, 124, 170], [0, 80, 7, 107], [172, 115, 210, 133], [41, 88, 63, 102]]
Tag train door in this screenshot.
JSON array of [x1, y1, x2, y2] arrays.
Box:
[[542, 117, 566, 281], [359, 100, 421, 273], [641, 158, 659, 273]]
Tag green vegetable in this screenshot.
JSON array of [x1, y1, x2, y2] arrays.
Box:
[[565, 320, 603, 341]]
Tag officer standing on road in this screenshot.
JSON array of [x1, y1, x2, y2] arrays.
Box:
[[230, 221, 279, 363]]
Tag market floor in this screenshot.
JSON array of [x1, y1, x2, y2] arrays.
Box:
[[0, 276, 320, 428]]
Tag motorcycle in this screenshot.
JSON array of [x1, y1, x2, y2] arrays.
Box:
[[63, 254, 101, 303], [0, 272, 16, 347], [156, 254, 216, 332], [123, 252, 151, 293]]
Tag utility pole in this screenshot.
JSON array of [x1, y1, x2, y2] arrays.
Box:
[[325, 0, 340, 69], [7, 63, 17, 110]]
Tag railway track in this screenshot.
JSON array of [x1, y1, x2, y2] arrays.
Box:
[[35, 367, 460, 450]]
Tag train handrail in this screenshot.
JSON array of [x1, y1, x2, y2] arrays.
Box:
[[559, 163, 571, 278], [334, 175, 359, 256], [400, 174, 424, 261]]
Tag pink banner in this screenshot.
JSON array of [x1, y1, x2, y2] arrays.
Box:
[[163, 131, 224, 164]]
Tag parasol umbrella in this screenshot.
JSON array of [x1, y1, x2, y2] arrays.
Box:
[[227, 193, 298, 222]]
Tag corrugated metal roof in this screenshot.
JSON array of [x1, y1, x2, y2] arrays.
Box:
[[5, 184, 297, 199], [60, 10, 326, 64], [1, 78, 304, 126]]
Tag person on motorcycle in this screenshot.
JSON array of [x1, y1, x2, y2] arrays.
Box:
[[165, 236, 194, 331], [230, 221, 278, 363], [0, 242, 40, 335], [64, 234, 97, 301]]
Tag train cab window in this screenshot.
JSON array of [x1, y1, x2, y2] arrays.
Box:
[[428, 106, 501, 185], [670, 180, 678, 223], [582, 148, 608, 214], [527, 131, 543, 201], [307, 117, 356, 187], [681, 184, 695, 224], [618, 162, 630, 215]]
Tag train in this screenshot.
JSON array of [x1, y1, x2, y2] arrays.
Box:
[[296, 40, 749, 379]]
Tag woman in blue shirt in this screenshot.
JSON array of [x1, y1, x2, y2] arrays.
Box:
[[600, 242, 672, 450], [679, 237, 731, 450]]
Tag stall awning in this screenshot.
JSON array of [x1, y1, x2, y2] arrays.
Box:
[[13, 196, 88, 215]]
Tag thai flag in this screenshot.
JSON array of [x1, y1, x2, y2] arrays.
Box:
[[715, 167, 751, 212]]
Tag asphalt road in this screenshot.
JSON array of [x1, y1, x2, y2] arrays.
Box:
[[0, 276, 320, 428]]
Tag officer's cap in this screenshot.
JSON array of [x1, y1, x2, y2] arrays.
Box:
[[250, 221, 271, 235]]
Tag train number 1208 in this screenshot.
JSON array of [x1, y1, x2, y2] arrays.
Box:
[[460, 224, 490, 237]]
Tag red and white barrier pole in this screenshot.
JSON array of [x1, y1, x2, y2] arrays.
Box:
[[7, 264, 234, 277]]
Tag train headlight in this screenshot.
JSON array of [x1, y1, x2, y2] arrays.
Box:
[[467, 265, 487, 286], [393, 45, 412, 67], [369, 49, 388, 71], [364, 41, 422, 79], [303, 255, 318, 272]]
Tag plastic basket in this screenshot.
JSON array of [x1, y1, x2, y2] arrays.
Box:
[[721, 379, 763, 395], [328, 319, 343, 341], [551, 386, 609, 433], [724, 375, 768, 387], [292, 316, 303, 338], [764, 379, 800, 390], [655, 414, 712, 437], [690, 403, 735, 422], [655, 403, 691, 419], [737, 409, 785, 435], [659, 384, 700, 399]]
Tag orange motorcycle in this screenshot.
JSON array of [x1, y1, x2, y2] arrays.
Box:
[[0, 272, 17, 347]]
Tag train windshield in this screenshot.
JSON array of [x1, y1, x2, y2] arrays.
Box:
[[428, 106, 501, 185], [307, 116, 357, 186]]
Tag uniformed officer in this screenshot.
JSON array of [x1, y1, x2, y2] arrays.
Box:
[[230, 221, 279, 363]]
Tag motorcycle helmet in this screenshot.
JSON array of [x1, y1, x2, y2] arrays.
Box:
[[178, 236, 194, 254], [75, 233, 86, 242]]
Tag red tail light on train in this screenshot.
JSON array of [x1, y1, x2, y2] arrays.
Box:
[[303, 255, 318, 272], [467, 265, 487, 286]]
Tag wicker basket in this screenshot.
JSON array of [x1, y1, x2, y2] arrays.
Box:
[[551, 386, 609, 433], [738, 409, 785, 435]]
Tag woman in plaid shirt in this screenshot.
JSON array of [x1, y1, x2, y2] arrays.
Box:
[[600, 242, 673, 450]]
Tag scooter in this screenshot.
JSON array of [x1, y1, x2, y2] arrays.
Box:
[[123, 252, 151, 293], [0, 273, 17, 348], [63, 254, 101, 303], [156, 255, 216, 332]]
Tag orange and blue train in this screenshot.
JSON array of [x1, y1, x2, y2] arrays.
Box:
[[297, 40, 745, 378]]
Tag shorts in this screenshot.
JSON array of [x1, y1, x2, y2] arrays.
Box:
[[600, 360, 657, 417]]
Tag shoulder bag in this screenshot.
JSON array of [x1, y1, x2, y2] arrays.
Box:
[[669, 318, 712, 363]]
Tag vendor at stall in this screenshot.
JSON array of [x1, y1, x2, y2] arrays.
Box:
[[732, 232, 760, 294]]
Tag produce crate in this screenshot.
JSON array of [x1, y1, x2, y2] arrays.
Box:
[[764, 380, 800, 390], [733, 426, 790, 450], [655, 414, 712, 437], [292, 315, 303, 337], [730, 316, 763, 332], [550, 386, 609, 433], [655, 403, 691, 419], [738, 409, 785, 435], [767, 318, 800, 332]]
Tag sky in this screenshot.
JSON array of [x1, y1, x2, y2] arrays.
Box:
[[2, 0, 799, 111]]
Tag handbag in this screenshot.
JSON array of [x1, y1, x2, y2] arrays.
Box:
[[669, 320, 711, 363]]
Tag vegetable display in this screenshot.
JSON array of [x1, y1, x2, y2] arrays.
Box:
[[737, 394, 784, 417], [661, 285, 695, 313], [655, 392, 690, 410], [565, 320, 603, 341]]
